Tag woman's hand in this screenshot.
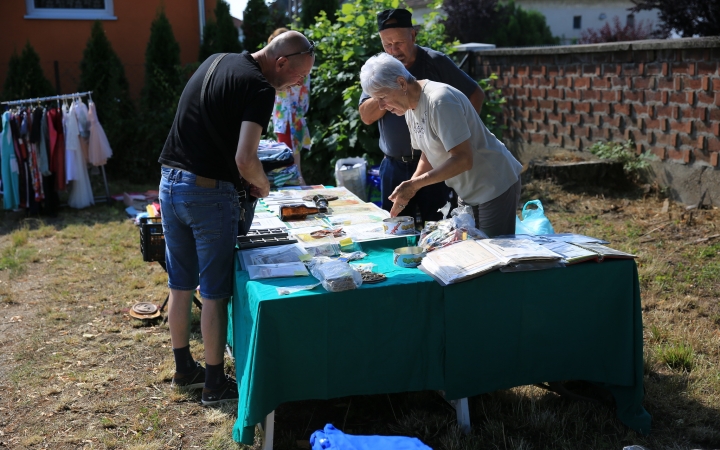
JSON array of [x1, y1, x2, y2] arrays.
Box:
[[388, 180, 418, 217]]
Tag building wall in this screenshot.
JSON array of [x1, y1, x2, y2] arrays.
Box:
[[475, 37, 720, 206], [515, 0, 659, 45], [0, 0, 217, 100]]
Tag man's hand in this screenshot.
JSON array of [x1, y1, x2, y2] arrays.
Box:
[[388, 180, 418, 217], [249, 184, 269, 198], [236, 121, 271, 196]]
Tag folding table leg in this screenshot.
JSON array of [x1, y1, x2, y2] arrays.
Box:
[[259, 410, 275, 450], [450, 398, 471, 434]]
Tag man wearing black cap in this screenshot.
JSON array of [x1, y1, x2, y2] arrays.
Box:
[[359, 8, 484, 224]]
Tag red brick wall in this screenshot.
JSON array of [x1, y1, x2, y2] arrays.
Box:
[[476, 37, 720, 168]]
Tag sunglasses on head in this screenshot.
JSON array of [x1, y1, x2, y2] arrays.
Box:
[[277, 40, 315, 59]]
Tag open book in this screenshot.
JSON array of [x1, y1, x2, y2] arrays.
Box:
[[420, 238, 563, 285]]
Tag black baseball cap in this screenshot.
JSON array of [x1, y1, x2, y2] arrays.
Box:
[[377, 8, 413, 31]]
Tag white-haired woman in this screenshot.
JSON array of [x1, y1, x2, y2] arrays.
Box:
[[360, 53, 523, 237]]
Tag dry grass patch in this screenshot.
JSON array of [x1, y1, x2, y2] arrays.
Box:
[[0, 179, 718, 449]]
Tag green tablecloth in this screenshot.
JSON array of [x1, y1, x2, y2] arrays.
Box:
[[230, 240, 651, 444]]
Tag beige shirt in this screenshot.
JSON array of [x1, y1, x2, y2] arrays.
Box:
[[406, 81, 522, 205]]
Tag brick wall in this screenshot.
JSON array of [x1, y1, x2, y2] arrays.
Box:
[[475, 37, 720, 170]]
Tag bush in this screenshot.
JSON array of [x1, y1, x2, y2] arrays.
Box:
[[489, 1, 559, 47], [443, 0, 558, 47], [1, 42, 54, 101], [78, 21, 137, 178], [580, 16, 654, 44], [199, 0, 243, 61], [301, 0, 457, 184]]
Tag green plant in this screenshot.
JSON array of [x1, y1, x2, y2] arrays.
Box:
[[657, 342, 695, 372], [300, 0, 458, 184], [199, 0, 243, 61], [477, 73, 506, 140], [1, 42, 55, 101], [588, 140, 653, 183]]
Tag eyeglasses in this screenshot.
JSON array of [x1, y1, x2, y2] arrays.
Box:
[[277, 40, 315, 59]]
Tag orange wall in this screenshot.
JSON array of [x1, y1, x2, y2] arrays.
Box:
[[0, 0, 217, 101]]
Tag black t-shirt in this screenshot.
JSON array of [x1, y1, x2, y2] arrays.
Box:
[[159, 52, 275, 183], [359, 46, 479, 158]]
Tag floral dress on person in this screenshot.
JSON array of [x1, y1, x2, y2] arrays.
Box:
[[272, 75, 312, 152]]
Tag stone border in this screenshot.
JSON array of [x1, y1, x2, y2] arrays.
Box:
[[474, 36, 720, 57]]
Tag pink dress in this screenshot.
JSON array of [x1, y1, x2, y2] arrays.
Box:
[[87, 101, 113, 166]]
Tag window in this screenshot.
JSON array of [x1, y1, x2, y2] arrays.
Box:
[[573, 15, 582, 29], [626, 14, 635, 28], [25, 0, 116, 20]]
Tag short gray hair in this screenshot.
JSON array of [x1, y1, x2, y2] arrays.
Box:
[[360, 53, 416, 96]]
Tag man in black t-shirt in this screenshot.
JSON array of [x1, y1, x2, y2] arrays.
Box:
[[158, 31, 314, 406], [359, 9, 484, 225]]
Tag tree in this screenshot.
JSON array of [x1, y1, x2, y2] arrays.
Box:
[[135, 8, 184, 181], [1, 42, 54, 101], [442, 0, 558, 47], [630, 0, 720, 38], [199, 0, 243, 61], [78, 21, 137, 179], [580, 15, 654, 44], [490, 1, 559, 47], [142, 9, 182, 110], [300, 0, 339, 28], [242, 0, 272, 51]]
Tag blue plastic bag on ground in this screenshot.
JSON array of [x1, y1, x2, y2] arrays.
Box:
[[515, 199, 555, 235], [310, 424, 432, 450]]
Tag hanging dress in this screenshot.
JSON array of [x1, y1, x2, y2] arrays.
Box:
[[65, 102, 94, 209], [47, 107, 66, 191], [272, 75, 312, 153], [1, 111, 20, 210], [87, 101, 113, 166], [73, 100, 91, 165]]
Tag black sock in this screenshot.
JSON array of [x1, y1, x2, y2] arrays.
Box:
[[205, 363, 225, 390], [172, 346, 196, 374]]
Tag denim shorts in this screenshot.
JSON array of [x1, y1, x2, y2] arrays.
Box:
[[159, 167, 240, 300]]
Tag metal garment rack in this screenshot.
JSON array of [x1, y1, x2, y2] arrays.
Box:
[[1, 91, 112, 204]]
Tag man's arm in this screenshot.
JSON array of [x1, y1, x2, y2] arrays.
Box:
[[468, 86, 485, 116], [359, 97, 387, 125], [236, 121, 271, 198]]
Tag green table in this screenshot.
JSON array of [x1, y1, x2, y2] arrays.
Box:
[[230, 240, 650, 445]]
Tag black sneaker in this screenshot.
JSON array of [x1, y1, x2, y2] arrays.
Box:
[[171, 362, 205, 390], [201, 375, 239, 406]]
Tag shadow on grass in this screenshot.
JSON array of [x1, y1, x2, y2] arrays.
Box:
[[260, 376, 720, 450]]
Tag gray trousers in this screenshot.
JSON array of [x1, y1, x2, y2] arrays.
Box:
[[458, 177, 522, 238]]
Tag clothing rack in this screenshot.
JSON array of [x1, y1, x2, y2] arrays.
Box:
[[1, 90, 111, 206], [1, 90, 93, 106]]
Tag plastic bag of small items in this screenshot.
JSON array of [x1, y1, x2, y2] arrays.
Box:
[[310, 259, 363, 293]]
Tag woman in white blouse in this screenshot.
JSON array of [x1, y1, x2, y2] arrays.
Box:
[[359, 53, 523, 237]]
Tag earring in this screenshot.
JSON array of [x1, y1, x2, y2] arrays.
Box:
[[404, 90, 407, 96]]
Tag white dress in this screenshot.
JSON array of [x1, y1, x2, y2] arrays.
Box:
[[87, 102, 113, 166], [65, 102, 95, 209]]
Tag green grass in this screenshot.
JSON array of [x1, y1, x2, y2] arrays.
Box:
[[657, 342, 696, 373]]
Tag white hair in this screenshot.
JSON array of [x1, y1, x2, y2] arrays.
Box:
[[360, 53, 416, 96]]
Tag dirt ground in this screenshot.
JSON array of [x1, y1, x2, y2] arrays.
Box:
[[0, 178, 718, 449]]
